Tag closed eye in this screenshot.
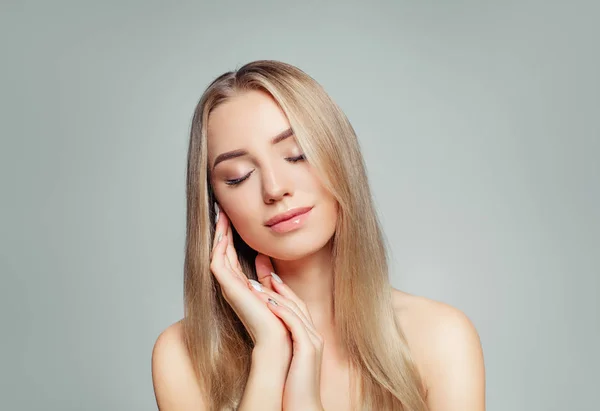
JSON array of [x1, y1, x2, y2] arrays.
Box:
[[225, 154, 306, 186], [286, 154, 306, 163], [225, 175, 250, 186]]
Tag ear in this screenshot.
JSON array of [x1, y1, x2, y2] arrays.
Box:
[[254, 253, 276, 291]]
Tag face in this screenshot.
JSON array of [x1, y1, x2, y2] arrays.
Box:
[[207, 89, 338, 260]]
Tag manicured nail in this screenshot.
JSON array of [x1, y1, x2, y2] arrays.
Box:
[[249, 279, 263, 292], [217, 232, 222, 243], [268, 297, 279, 306], [271, 272, 283, 284], [215, 202, 220, 224]]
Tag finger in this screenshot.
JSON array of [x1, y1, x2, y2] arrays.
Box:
[[249, 284, 323, 346], [269, 274, 314, 323], [222, 234, 236, 274], [224, 217, 243, 275], [221, 215, 253, 288], [210, 230, 241, 287], [212, 207, 243, 281], [209, 230, 229, 283], [266, 297, 323, 350], [210, 207, 224, 259], [255, 253, 276, 291], [225, 238, 248, 286], [210, 229, 221, 260], [250, 282, 317, 336], [223, 223, 236, 270]]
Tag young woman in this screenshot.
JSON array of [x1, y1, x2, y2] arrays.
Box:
[[152, 60, 485, 411]]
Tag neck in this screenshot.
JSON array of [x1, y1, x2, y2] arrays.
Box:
[[270, 240, 335, 337]]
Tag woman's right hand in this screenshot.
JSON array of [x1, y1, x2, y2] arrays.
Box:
[[209, 204, 291, 353]]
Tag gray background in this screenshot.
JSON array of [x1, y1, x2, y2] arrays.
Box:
[[1, 0, 598, 410]]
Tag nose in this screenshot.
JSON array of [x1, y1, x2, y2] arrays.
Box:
[[261, 162, 293, 204]]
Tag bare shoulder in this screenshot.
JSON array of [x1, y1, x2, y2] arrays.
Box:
[[391, 288, 481, 346], [392, 289, 486, 410], [151, 319, 207, 410]]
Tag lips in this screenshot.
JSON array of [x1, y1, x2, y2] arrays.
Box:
[[264, 206, 314, 227]]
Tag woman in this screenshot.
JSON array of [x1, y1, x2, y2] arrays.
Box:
[[152, 60, 485, 411]]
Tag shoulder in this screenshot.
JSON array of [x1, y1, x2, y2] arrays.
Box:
[[391, 289, 482, 353], [151, 319, 208, 410], [392, 289, 485, 410]]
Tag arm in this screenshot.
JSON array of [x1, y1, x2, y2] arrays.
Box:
[[151, 322, 289, 411], [237, 343, 290, 411]]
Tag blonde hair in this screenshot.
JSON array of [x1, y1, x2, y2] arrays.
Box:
[[183, 60, 428, 410]]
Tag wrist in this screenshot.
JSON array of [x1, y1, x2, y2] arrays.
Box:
[[238, 344, 289, 411], [254, 338, 289, 356], [252, 346, 290, 371]]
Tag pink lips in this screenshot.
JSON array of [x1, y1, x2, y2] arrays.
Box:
[[266, 207, 313, 234]]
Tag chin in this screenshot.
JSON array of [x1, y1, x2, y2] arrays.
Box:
[[263, 233, 334, 261], [236, 202, 339, 260], [261, 216, 337, 260]]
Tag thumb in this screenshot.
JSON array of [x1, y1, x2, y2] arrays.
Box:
[[255, 253, 276, 291]]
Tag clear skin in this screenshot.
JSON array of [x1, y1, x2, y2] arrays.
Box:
[[150, 88, 486, 411], [207, 89, 339, 410]]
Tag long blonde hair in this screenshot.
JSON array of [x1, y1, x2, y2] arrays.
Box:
[[183, 60, 428, 410]]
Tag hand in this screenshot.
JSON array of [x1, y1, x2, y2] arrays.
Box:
[[248, 256, 325, 411], [209, 204, 292, 356], [211, 204, 324, 410]]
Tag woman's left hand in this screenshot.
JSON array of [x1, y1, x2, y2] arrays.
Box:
[[250, 254, 325, 411]]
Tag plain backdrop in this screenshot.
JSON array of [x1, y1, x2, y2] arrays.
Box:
[[1, 1, 598, 410]]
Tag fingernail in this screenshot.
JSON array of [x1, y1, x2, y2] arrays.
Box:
[[268, 297, 279, 306], [249, 279, 263, 292], [215, 202, 220, 224], [271, 272, 283, 284], [217, 232, 222, 242]]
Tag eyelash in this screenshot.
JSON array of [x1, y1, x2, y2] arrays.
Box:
[[225, 154, 306, 186]]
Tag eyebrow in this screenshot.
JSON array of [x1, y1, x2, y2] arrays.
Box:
[[211, 127, 294, 171]]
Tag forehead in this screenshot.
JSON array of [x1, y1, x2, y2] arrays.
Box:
[[207, 89, 291, 152]]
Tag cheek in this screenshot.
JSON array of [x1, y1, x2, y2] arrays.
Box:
[[222, 203, 255, 231], [311, 176, 336, 212], [316, 184, 339, 238], [219, 200, 264, 246], [213, 184, 256, 227], [322, 195, 339, 234]]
